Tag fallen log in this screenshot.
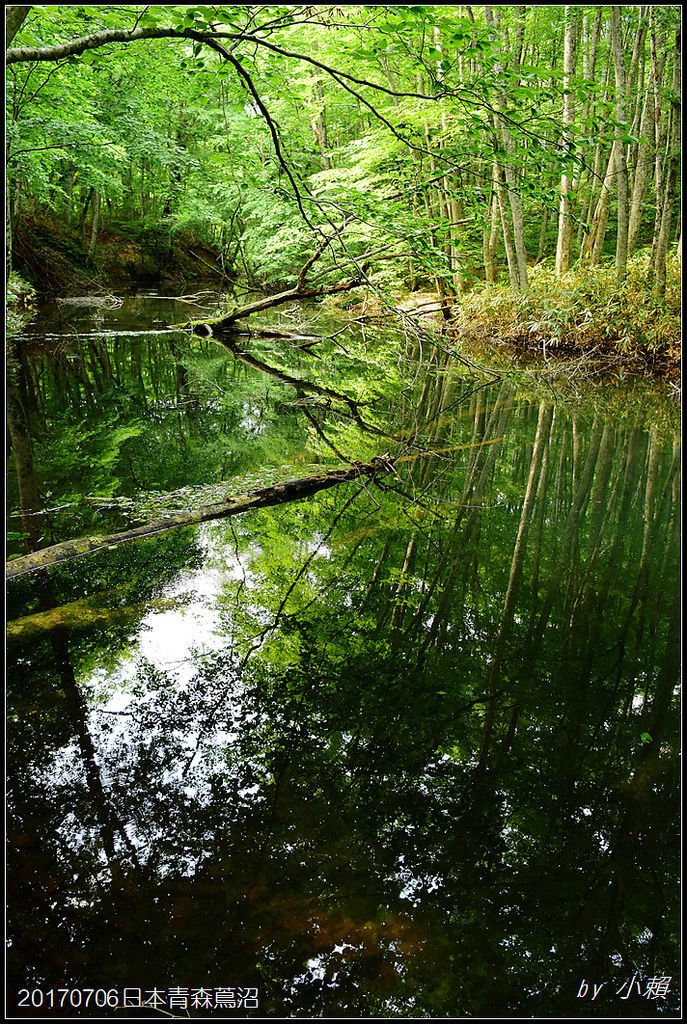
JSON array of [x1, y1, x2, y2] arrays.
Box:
[[6, 459, 393, 581], [193, 277, 364, 335]]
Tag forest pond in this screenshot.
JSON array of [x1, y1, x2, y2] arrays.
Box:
[[6, 293, 681, 1018]]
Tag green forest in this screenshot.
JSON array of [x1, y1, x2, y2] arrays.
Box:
[[5, 4, 682, 367], [5, 6, 682, 1020]]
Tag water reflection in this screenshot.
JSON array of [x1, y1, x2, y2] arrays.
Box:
[[6, 297, 680, 1017]]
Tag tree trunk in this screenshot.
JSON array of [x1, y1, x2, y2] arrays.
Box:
[[648, 5, 668, 278], [583, 142, 617, 264], [483, 188, 500, 282], [88, 189, 101, 261], [555, 6, 580, 276], [5, 7, 30, 48], [494, 160, 520, 290], [652, 24, 680, 298], [484, 5, 529, 293], [627, 77, 656, 253], [6, 179, 14, 276], [574, 10, 604, 253], [207, 276, 363, 330], [610, 6, 630, 284]]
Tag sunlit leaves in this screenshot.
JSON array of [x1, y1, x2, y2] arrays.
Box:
[[7, 4, 681, 296]]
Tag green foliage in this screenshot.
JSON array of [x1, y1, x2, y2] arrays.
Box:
[[453, 251, 681, 367], [5, 3, 681, 368], [6, 271, 37, 308], [6, 272, 38, 333]]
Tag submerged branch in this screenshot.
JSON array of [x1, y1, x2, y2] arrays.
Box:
[[6, 459, 394, 581]]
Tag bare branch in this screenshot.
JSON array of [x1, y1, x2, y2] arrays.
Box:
[[201, 37, 316, 229]]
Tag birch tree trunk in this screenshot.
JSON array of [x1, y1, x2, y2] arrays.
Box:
[[417, 72, 455, 308], [574, 9, 603, 253], [484, 5, 529, 293], [582, 142, 616, 264], [494, 159, 520, 290], [578, 60, 611, 255], [555, 6, 581, 276], [433, 27, 466, 293], [610, 6, 630, 284], [648, 8, 668, 285], [627, 77, 656, 254], [652, 24, 680, 297], [483, 188, 500, 283]]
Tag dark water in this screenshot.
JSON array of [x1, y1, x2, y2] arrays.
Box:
[[6, 293, 681, 1018]]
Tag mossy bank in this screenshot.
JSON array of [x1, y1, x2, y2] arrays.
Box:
[[11, 213, 231, 293]]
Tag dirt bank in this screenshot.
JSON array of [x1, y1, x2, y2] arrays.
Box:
[[12, 213, 232, 294]]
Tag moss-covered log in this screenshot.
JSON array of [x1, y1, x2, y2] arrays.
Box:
[[6, 459, 393, 581]]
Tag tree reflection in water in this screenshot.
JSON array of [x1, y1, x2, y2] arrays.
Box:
[[7, 309, 680, 1017]]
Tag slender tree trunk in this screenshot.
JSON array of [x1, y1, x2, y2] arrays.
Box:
[[483, 188, 500, 282], [583, 143, 617, 264], [652, 24, 680, 297], [6, 179, 14, 276], [555, 6, 580, 276], [578, 58, 611, 253], [628, 78, 656, 253], [537, 205, 549, 262], [484, 5, 529, 293], [627, 7, 649, 140], [493, 159, 519, 290], [575, 12, 603, 253], [78, 188, 93, 242], [88, 189, 101, 261], [434, 27, 465, 294], [417, 72, 454, 307], [648, 7, 668, 285], [610, 6, 630, 284]]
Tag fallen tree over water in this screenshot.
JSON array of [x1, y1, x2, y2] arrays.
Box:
[[6, 458, 394, 581], [195, 275, 365, 334]]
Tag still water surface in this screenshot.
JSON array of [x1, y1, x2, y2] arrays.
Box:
[[6, 293, 680, 1017]]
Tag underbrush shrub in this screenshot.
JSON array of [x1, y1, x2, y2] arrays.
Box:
[[6, 272, 38, 332], [452, 250, 680, 365]]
